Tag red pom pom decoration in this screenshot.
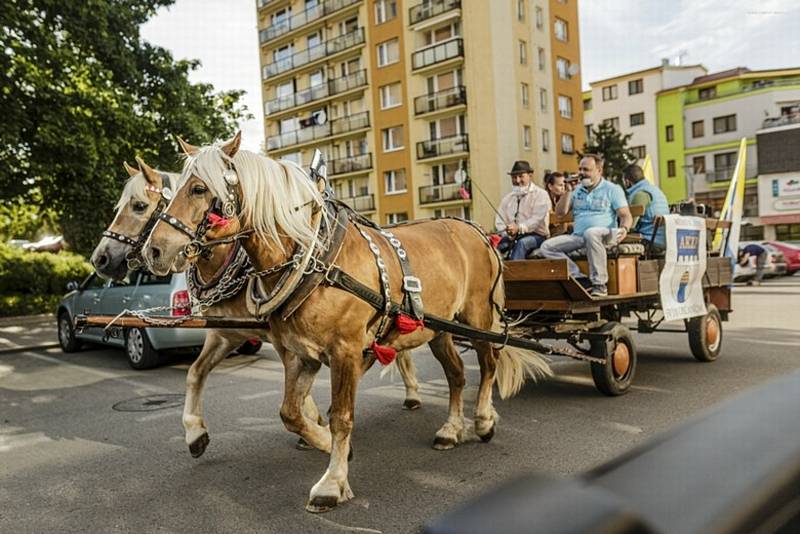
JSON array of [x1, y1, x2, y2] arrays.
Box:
[[395, 314, 424, 334], [370, 341, 397, 365]]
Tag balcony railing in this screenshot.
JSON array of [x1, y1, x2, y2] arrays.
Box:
[[267, 111, 370, 151], [703, 165, 758, 183], [414, 85, 466, 115], [419, 182, 470, 205], [265, 70, 367, 115], [684, 77, 800, 105], [762, 113, 800, 130], [263, 28, 365, 79], [416, 133, 469, 159], [330, 153, 373, 176], [259, 0, 360, 44], [409, 0, 461, 26], [257, 0, 277, 8], [412, 38, 463, 70], [340, 194, 375, 212]]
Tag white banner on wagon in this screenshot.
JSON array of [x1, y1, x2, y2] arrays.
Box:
[[659, 215, 707, 322]]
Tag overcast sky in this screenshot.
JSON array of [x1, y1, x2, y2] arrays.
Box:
[[141, 0, 800, 152]]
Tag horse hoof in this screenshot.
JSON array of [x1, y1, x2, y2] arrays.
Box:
[[478, 424, 496, 443], [295, 437, 314, 451], [432, 436, 457, 450], [189, 432, 210, 458], [403, 399, 422, 411], [306, 496, 339, 514]]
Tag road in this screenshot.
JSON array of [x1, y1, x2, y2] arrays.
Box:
[[1, 277, 799, 533]]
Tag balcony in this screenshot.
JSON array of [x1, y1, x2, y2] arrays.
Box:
[[265, 70, 367, 115], [267, 111, 370, 151], [330, 153, 373, 176], [409, 0, 461, 26], [412, 38, 463, 71], [703, 165, 758, 183], [259, 0, 360, 44], [419, 182, 470, 205], [263, 28, 365, 79], [416, 133, 469, 160], [684, 77, 800, 105], [414, 85, 466, 115], [762, 113, 800, 130], [340, 194, 375, 213], [257, 0, 278, 8]]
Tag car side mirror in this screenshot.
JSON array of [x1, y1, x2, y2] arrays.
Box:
[[66, 281, 79, 292]]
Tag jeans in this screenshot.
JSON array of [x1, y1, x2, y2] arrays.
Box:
[[498, 233, 547, 260], [755, 251, 767, 282], [539, 228, 623, 287]]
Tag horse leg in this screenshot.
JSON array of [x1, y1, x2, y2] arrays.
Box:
[[395, 350, 422, 410], [428, 333, 466, 450], [472, 340, 500, 442], [184, 329, 242, 458], [306, 347, 360, 513], [278, 350, 332, 453], [295, 394, 326, 451]]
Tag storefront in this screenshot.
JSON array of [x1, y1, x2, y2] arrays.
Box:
[[758, 172, 800, 241]]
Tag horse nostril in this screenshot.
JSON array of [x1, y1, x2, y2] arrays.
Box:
[[150, 247, 161, 260]]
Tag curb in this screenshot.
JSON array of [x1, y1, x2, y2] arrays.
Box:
[[0, 342, 60, 355], [0, 313, 55, 326]]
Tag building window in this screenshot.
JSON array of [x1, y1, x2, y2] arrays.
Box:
[[628, 78, 644, 95], [382, 126, 404, 151], [535, 6, 543, 29], [585, 124, 593, 141], [537, 47, 545, 70], [542, 129, 550, 152], [667, 160, 676, 177], [665, 124, 675, 142], [714, 151, 737, 171], [384, 169, 407, 194], [374, 0, 397, 24], [713, 114, 737, 134], [521, 83, 529, 107], [386, 212, 408, 225], [519, 40, 527, 65], [693, 156, 706, 174], [379, 82, 401, 109], [584, 97, 592, 110], [601, 84, 618, 101], [558, 95, 573, 119], [603, 117, 620, 131], [523, 125, 532, 149], [517, 0, 525, 21], [699, 86, 717, 100], [561, 133, 574, 154], [630, 112, 645, 126], [539, 88, 548, 112], [377, 38, 399, 67], [692, 120, 705, 138], [434, 206, 470, 219], [556, 57, 571, 80], [631, 145, 646, 160], [776, 223, 800, 241], [554, 18, 568, 42]]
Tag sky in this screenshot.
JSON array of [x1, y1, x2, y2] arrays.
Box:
[[141, 0, 800, 152]]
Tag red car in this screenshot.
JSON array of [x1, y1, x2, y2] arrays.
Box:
[[766, 241, 800, 274]]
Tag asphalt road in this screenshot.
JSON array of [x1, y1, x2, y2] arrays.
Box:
[[2, 276, 799, 533]]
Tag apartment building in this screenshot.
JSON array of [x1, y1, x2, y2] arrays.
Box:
[[256, 0, 583, 230]]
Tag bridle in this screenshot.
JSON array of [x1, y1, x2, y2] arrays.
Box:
[[102, 173, 175, 270]]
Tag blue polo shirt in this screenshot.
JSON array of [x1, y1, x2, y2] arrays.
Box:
[[571, 178, 628, 236]]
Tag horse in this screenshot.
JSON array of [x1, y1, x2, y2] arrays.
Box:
[[89, 154, 422, 458], [142, 132, 551, 512]]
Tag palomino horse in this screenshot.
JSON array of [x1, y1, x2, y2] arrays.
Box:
[[90, 156, 422, 458], [143, 133, 551, 512]]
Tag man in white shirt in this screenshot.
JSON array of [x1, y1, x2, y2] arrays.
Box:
[[495, 160, 552, 260]]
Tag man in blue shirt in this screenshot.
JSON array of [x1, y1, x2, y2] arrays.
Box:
[[738, 243, 768, 285], [622, 164, 670, 250], [539, 154, 633, 297]]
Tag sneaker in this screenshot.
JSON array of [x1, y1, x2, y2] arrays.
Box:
[[575, 276, 592, 290], [590, 285, 608, 297]]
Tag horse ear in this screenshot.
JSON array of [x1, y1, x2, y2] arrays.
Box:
[[123, 161, 139, 177], [135, 156, 160, 186], [176, 136, 199, 156], [221, 131, 242, 158]]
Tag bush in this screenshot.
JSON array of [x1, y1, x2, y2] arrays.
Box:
[[0, 294, 63, 317]]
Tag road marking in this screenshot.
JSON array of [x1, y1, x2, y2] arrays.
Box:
[[552, 374, 672, 394], [312, 516, 382, 533], [0, 431, 52, 452], [239, 390, 280, 401], [602, 422, 643, 434], [136, 408, 182, 422], [727, 338, 798, 347]]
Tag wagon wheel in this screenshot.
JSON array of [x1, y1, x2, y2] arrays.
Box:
[[686, 304, 723, 362], [589, 322, 637, 396]]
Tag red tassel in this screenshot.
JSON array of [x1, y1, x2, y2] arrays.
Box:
[[489, 234, 502, 249], [370, 341, 397, 365], [208, 213, 229, 228], [395, 314, 424, 334]]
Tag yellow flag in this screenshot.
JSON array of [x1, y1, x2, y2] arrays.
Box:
[[711, 137, 747, 255], [642, 154, 655, 184]]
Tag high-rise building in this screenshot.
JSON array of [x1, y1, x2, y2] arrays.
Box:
[[256, 0, 584, 230]]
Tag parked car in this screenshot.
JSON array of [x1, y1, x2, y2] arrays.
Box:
[[734, 242, 787, 282], [56, 271, 260, 369], [765, 241, 800, 274]]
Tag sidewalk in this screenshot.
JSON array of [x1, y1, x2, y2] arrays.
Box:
[[0, 314, 59, 354]]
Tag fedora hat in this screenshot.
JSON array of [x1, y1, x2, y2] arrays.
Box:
[[508, 160, 534, 175]]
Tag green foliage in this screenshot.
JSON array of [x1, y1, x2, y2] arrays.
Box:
[[0, 0, 252, 255], [0, 294, 62, 317], [580, 122, 637, 184], [0, 190, 60, 242], [0, 243, 92, 296]]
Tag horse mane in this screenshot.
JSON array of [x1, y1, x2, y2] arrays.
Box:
[[115, 171, 182, 211], [181, 144, 325, 254]]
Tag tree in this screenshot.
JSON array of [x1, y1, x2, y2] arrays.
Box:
[[579, 122, 637, 184], [0, 0, 252, 254]]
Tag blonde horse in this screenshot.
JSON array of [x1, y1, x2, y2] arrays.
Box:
[[91, 156, 421, 458], [143, 133, 550, 512]]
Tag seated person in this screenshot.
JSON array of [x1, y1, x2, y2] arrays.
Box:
[[622, 164, 669, 250], [544, 171, 573, 237], [539, 154, 633, 297], [495, 160, 551, 260]]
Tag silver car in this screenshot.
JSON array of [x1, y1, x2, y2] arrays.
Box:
[[56, 271, 213, 369]]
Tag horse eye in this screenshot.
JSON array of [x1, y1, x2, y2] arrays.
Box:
[[191, 185, 208, 196], [132, 201, 148, 213]]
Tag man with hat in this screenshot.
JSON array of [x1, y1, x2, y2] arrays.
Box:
[[495, 160, 551, 260]]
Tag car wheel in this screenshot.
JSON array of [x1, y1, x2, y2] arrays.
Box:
[[125, 328, 161, 370], [236, 339, 263, 355], [58, 311, 82, 353]]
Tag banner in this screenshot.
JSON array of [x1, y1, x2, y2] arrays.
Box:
[[642, 154, 656, 185], [659, 215, 707, 321]]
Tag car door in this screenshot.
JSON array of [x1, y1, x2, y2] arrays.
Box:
[[98, 272, 140, 346], [72, 273, 109, 342]]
